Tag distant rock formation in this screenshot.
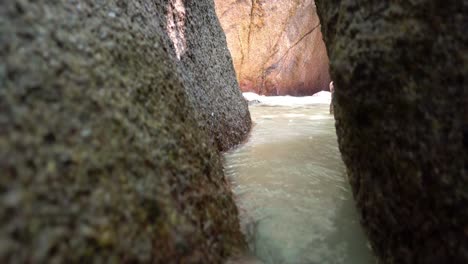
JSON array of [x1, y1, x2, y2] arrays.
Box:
[[215, 0, 331, 96], [316, 1, 468, 263], [0, 0, 250, 262]]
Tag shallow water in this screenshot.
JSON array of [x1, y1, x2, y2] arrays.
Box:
[[224, 102, 375, 264]]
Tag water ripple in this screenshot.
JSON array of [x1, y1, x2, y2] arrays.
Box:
[[224, 104, 375, 264]]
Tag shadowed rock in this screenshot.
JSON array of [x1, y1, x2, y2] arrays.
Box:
[[0, 0, 250, 262], [316, 1, 468, 263]]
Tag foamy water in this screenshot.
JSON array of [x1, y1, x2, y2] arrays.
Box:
[[242, 91, 332, 106]]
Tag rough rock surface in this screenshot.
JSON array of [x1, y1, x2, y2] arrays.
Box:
[[316, 1, 468, 263], [0, 0, 250, 262], [215, 0, 330, 96]]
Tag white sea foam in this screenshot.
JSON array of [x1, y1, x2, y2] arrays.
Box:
[[243, 91, 331, 106]]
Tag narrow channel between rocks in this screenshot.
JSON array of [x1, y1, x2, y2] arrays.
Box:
[[224, 94, 375, 263]]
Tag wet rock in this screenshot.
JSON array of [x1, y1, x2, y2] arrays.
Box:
[[0, 0, 249, 262], [248, 100, 262, 106], [215, 0, 331, 96], [316, 1, 468, 263]]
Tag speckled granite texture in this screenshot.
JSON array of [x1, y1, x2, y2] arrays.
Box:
[[316, 1, 468, 263], [0, 0, 250, 262]]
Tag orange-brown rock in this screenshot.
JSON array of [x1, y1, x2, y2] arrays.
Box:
[[215, 0, 331, 96]]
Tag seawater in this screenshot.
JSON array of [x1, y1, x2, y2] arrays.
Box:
[[224, 100, 375, 264]]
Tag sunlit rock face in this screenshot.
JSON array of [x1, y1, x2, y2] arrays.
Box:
[[0, 0, 249, 262], [316, 1, 468, 263], [166, 0, 252, 151], [215, 0, 330, 96]]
